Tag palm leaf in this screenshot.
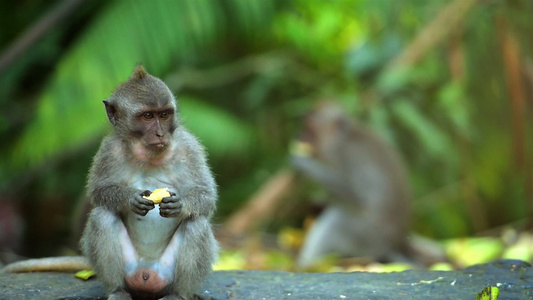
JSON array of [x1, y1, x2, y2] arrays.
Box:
[[180, 96, 253, 159], [6, 0, 277, 174]]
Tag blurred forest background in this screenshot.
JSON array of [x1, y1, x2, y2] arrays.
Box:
[[0, 0, 532, 271]]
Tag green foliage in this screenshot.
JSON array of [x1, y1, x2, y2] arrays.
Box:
[[180, 97, 254, 158], [2, 0, 533, 257], [347, 33, 403, 78], [2, 0, 278, 179], [436, 82, 470, 139], [392, 99, 454, 160], [273, 0, 364, 69]]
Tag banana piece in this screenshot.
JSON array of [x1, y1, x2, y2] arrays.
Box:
[[143, 188, 171, 204], [289, 141, 314, 157]]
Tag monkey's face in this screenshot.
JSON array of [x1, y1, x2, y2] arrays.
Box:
[[130, 105, 176, 150], [301, 102, 347, 158], [105, 66, 179, 156]]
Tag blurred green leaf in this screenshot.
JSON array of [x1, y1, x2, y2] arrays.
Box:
[[445, 237, 504, 268], [346, 32, 403, 77], [391, 99, 454, 159], [428, 262, 454, 271], [273, 0, 363, 68], [213, 250, 246, 271], [437, 81, 470, 139], [472, 133, 512, 199], [375, 66, 412, 96], [180, 97, 254, 159]]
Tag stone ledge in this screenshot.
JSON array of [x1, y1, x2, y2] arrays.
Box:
[[0, 259, 531, 299]]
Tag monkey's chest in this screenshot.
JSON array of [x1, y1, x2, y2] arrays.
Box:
[[127, 172, 181, 260], [128, 170, 176, 192], [125, 209, 180, 261]]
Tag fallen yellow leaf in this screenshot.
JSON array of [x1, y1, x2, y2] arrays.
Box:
[[75, 269, 95, 280]]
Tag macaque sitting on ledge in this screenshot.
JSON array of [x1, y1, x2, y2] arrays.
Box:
[[291, 102, 411, 268], [1, 66, 219, 300]]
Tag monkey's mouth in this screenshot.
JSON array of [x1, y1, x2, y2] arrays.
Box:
[[148, 143, 167, 149]]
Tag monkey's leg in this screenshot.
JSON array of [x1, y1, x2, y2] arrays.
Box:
[[81, 207, 133, 298], [297, 206, 366, 268], [168, 217, 218, 299], [84, 207, 174, 296]]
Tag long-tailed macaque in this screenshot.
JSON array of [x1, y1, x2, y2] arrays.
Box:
[[291, 102, 411, 268], [80, 66, 218, 299]]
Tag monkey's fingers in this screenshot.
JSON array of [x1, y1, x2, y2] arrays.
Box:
[[159, 199, 183, 218], [131, 198, 155, 215], [161, 195, 180, 204], [160, 197, 182, 208], [136, 199, 155, 209], [132, 207, 150, 216], [140, 190, 152, 197], [159, 207, 182, 218]]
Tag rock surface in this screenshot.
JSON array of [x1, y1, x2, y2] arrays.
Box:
[[0, 259, 531, 299]]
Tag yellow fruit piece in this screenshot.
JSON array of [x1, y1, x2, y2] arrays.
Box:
[[289, 141, 314, 157], [75, 269, 96, 280], [143, 188, 171, 204]]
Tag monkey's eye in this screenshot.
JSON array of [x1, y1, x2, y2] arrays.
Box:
[[142, 112, 154, 120], [160, 112, 169, 119]]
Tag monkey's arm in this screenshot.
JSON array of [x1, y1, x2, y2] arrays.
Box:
[[291, 154, 362, 207], [87, 138, 154, 215], [181, 156, 217, 218], [161, 133, 217, 219], [179, 179, 217, 218], [91, 185, 154, 216]]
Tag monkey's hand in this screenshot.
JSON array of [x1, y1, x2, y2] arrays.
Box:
[[291, 154, 315, 171], [159, 192, 183, 218], [129, 190, 155, 216]]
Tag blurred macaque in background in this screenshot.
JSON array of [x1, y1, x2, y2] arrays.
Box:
[[291, 101, 412, 268]]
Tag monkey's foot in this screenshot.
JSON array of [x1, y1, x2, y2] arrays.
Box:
[[108, 289, 133, 300], [125, 268, 169, 293]]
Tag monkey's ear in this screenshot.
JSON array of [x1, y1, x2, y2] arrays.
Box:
[[103, 99, 117, 126], [131, 65, 148, 80]]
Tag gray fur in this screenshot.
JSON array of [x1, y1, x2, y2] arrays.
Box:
[[292, 102, 411, 268], [80, 66, 218, 299]]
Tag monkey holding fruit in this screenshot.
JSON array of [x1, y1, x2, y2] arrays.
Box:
[[1, 66, 218, 299], [79, 66, 218, 299], [291, 102, 411, 268]]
